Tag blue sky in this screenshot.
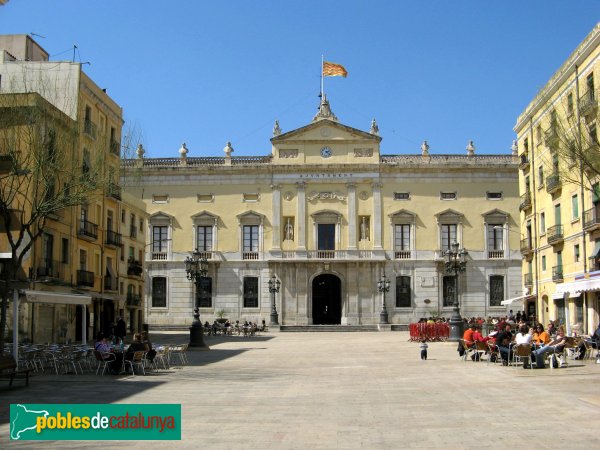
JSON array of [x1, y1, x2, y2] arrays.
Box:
[[1, 1, 598, 158]]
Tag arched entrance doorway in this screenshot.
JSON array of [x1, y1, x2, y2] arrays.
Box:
[[312, 274, 342, 325]]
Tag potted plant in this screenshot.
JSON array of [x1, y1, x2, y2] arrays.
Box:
[[216, 309, 227, 324]]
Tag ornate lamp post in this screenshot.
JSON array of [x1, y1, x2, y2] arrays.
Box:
[[444, 241, 468, 341], [268, 275, 281, 325], [185, 250, 209, 348], [377, 274, 391, 324]]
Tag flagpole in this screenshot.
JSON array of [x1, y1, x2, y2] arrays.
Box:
[[320, 54, 324, 99]]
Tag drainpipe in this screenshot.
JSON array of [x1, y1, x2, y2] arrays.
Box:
[[529, 119, 540, 321]]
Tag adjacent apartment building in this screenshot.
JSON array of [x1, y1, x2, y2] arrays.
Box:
[[0, 35, 146, 343], [123, 96, 522, 329], [514, 23, 600, 334]]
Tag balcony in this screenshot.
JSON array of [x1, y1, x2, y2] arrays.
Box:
[[77, 269, 95, 287], [78, 219, 98, 240], [394, 250, 412, 260], [151, 252, 168, 261], [105, 230, 122, 247], [546, 225, 564, 245], [544, 126, 559, 148], [488, 250, 504, 259], [127, 259, 143, 276], [36, 260, 65, 279], [107, 182, 122, 201], [83, 119, 97, 139], [103, 276, 118, 291], [524, 273, 533, 288], [109, 140, 120, 156], [552, 265, 564, 282], [242, 251, 260, 260], [126, 293, 142, 307], [519, 192, 532, 212], [579, 89, 597, 117], [130, 226, 137, 239], [583, 206, 600, 232], [280, 250, 376, 260], [519, 154, 530, 171], [520, 238, 533, 256], [546, 173, 561, 194]]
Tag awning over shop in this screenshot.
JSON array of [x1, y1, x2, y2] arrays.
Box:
[[552, 292, 565, 300], [24, 290, 92, 305], [500, 295, 528, 306], [554, 278, 600, 295]]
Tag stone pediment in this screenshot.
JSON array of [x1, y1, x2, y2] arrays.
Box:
[[149, 211, 174, 225], [389, 209, 417, 224], [435, 208, 464, 223], [191, 210, 219, 225], [482, 208, 509, 219], [271, 119, 381, 144]]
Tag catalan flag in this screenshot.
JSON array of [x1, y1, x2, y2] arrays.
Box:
[[323, 61, 348, 78]]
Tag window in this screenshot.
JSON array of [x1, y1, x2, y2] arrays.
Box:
[[538, 166, 544, 187], [486, 192, 502, 200], [575, 299, 584, 324], [196, 277, 212, 308], [152, 226, 168, 252], [572, 194, 579, 219], [590, 123, 598, 145], [395, 276, 411, 307], [42, 233, 53, 268], [243, 225, 259, 252], [523, 137, 529, 153], [152, 194, 169, 204], [489, 275, 504, 307], [586, 73, 595, 95], [61, 238, 69, 264], [440, 192, 457, 200], [196, 226, 213, 251], [487, 225, 503, 251], [441, 224, 457, 251], [79, 249, 87, 271], [394, 192, 410, 200], [243, 193, 260, 202], [121, 209, 125, 223], [540, 212, 546, 234], [443, 276, 456, 307], [151, 277, 167, 308], [197, 194, 213, 203], [536, 126, 542, 144], [574, 244, 580, 263], [593, 183, 600, 204], [542, 255, 546, 271], [555, 299, 565, 326], [243, 277, 258, 308], [394, 224, 411, 252]]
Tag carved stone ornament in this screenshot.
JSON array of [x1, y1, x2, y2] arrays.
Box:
[[359, 191, 369, 200], [354, 148, 373, 157], [279, 149, 298, 159], [308, 191, 347, 202], [284, 191, 294, 201], [273, 120, 282, 136]]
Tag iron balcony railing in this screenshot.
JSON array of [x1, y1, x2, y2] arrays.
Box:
[[583, 206, 600, 231], [104, 276, 118, 291], [544, 126, 559, 148], [552, 265, 564, 282], [519, 191, 532, 211], [524, 273, 533, 288], [105, 229, 122, 247], [36, 260, 65, 279], [547, 224, 564, 244], [126, 293, 142, 307], [520, 238, 533, 255], [579, 89, 597, 116], [130, 226, 137, 239], [78, 219, 98, 240], [546, 173, 561, 194], [519, 154, 530, 170], [107, 182, 122, 201], [83, 119, 97, 139], [127, 259, 143, 276], [109, 140, 120, 156], [77, 269, 95, 287]]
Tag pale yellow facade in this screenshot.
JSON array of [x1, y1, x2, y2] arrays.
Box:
[[124, 98, 522, 328], [514, 23, 600, 334]]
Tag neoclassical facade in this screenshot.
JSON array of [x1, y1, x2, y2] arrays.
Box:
[[123, 97, 522, 328]]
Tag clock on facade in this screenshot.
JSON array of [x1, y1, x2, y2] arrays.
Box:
[[320, 147, 332, 158]]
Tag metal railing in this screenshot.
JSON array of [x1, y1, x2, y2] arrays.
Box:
[[552, 265, 563, 282], [524, 273, 533, 288], [109, 140, 120, 156], [546, 173, 561, 193], [83, 119, 97, 139], [78, 219, 98, 240], [547, 224, 564, 244], [103, 276, 118, 291], [519, 192, 532, 211], [520, 238, 533, 255], [107, 182, 122, 201], [77, 269, 95, 287], [130, 226, 137, 239], [126, 293, 142, 307], [127, 259, 143, 276], [583, 206, 600, 230], [105, 229, 122, 247], [579, 88, 597, 115], [519, 154, 530, 170]]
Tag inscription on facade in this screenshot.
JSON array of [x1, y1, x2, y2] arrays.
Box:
[[307, 191, 347, 202], [279, 149, 298, 158], [354, 148, 373, 157]]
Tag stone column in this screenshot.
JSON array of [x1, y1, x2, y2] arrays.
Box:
[[347, 183, 357, 250], [297, 182, 307, 254], [372, 182, 383, 249], [271, 184, 282, 252]]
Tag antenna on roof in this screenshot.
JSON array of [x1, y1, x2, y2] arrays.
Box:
[[73, 44, 78, 62], [29, 33, 46, 39]]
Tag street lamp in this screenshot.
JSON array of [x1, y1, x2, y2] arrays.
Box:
[[377, 274, 391, 324], [444, 241, 468, 341], [268, 275, 281, 325], [185, 250, 209, 348]]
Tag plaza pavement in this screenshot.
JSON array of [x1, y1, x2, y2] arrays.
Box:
[[1, 331, 599, 449]]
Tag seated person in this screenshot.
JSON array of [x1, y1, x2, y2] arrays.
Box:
[[532, 324, 550, 346], [515, 326, 533, 345], [462, 324, 476, 348], [141, 331, 156, 362], [94, 332, 122, 374], [533, 328, 568, 368], [125, 333, 147, 361], [495, 324, 514, 365]]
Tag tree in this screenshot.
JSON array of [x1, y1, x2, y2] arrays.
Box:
[[0, 92, 108, 351]]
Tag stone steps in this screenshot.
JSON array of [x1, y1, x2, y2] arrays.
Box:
[[280, 325, 380, 332]]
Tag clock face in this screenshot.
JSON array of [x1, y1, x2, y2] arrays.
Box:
[[321, 147, 332, 158]]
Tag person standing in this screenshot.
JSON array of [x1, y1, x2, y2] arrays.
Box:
[[115, 316, 127, 343], [419, 339, 428, 360]]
